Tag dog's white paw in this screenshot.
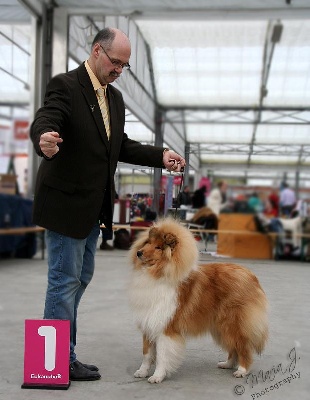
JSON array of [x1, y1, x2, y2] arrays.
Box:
[[134, 369, 149, 378], [218, 360, 234, 369], [148, 374, 165, 383], [233, 367, 247, 378]]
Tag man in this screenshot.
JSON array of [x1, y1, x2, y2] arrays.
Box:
[[207, 180, 228, 215], [191, 185, 207, 209], [280, 182, 296, 217], [177, 185, 192, 207], [30, 27, 185, 381], [205, 180, 228, 242]]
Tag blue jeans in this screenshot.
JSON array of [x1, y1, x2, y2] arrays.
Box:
[[44, 224, 100, 363]]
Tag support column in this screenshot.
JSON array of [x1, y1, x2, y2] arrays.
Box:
[[183, 143, 190, 187], [27, 15, 44, 198], [295, 170, 300, 196], [40, 2, 54, 93], [152, 108, 164, 216], [27, 2, 55, 198], [52, 7, 68, 76], [282, 171, 287, 188]]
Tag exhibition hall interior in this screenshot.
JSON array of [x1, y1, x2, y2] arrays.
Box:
[[0, 2, 309, 399], [1, 0, 310, 259]]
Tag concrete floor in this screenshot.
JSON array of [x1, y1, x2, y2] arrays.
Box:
[[0, 240, 309, 400]]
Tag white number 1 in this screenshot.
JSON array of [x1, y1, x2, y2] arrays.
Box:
[[38, 326, 56, 371]]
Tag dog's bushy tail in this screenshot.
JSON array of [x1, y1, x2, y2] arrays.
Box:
[[246, 295, 269, 355]]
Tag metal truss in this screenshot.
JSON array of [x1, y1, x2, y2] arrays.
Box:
[[193, 143, 310, 156], [164, 107, 310, 125]]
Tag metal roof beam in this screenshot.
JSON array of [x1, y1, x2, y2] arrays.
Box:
[[65, 8, 310, 21], [18, 0, 42, 20]]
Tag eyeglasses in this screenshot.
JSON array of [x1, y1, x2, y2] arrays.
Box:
[[99, 44, 130, 70]]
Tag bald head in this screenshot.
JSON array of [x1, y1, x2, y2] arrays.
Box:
[[88, 27, 131, 85], [91, 27, 131, 52]]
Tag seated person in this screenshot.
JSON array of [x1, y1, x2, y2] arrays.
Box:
[[248, 192, 264, 213]]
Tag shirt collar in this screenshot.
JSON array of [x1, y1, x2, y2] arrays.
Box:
[[85, 60, 107, 92]]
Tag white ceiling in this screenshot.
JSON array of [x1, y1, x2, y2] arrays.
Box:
[[1, 0, 310, 185], [138, 19, 310, 108]]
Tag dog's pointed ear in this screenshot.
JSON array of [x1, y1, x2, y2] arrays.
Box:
[[163, 233, 178, 249]]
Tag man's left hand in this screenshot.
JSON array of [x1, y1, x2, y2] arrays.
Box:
[[163, 150, 186, 172]]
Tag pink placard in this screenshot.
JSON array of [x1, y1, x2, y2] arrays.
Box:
[[22, 319, 70, 389]]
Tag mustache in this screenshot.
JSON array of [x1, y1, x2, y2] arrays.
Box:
[[110, 71, 120, 78]]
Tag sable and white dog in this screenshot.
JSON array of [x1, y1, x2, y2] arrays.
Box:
[[128, 218, 268, 383]]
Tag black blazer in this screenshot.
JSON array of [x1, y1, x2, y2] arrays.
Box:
[[30, 63, 164, 238]]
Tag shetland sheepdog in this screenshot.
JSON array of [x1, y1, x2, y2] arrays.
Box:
[[128, 218, 268, 383]]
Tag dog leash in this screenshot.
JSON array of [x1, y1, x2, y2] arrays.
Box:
[[174, 171, 184, 218], [167, 161, 184, 219]]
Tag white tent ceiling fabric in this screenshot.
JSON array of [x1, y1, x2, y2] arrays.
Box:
[[135, 18, 310, 177], [137, 20, 310, 108]]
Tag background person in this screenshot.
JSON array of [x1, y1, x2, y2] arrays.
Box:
[[280, 183, 296, 217], [247, 191, 264, 213], [207, 180, 228, 215], [30, 27, 185, 382], [177, 185, 192, 207], [268, 189, 279, 217], [192, 185, 207, 209]]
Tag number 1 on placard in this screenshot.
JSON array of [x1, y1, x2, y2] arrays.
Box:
[[38, 326, 56, 371]]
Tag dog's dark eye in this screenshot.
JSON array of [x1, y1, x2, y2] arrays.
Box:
[[155, 246, 162, 250]]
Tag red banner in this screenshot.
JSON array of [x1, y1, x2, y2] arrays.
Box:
[[14, 120, 29, 140]]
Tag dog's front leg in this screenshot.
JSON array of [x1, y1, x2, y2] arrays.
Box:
[[134, 335, 155, 378], [148, 333, 185, 384]]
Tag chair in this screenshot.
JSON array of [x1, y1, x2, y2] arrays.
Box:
[[186, 207, 219, 249], [185, 221, 208, 250]]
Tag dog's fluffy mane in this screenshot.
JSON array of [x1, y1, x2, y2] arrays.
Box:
[[129, 218, 199, 282]]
